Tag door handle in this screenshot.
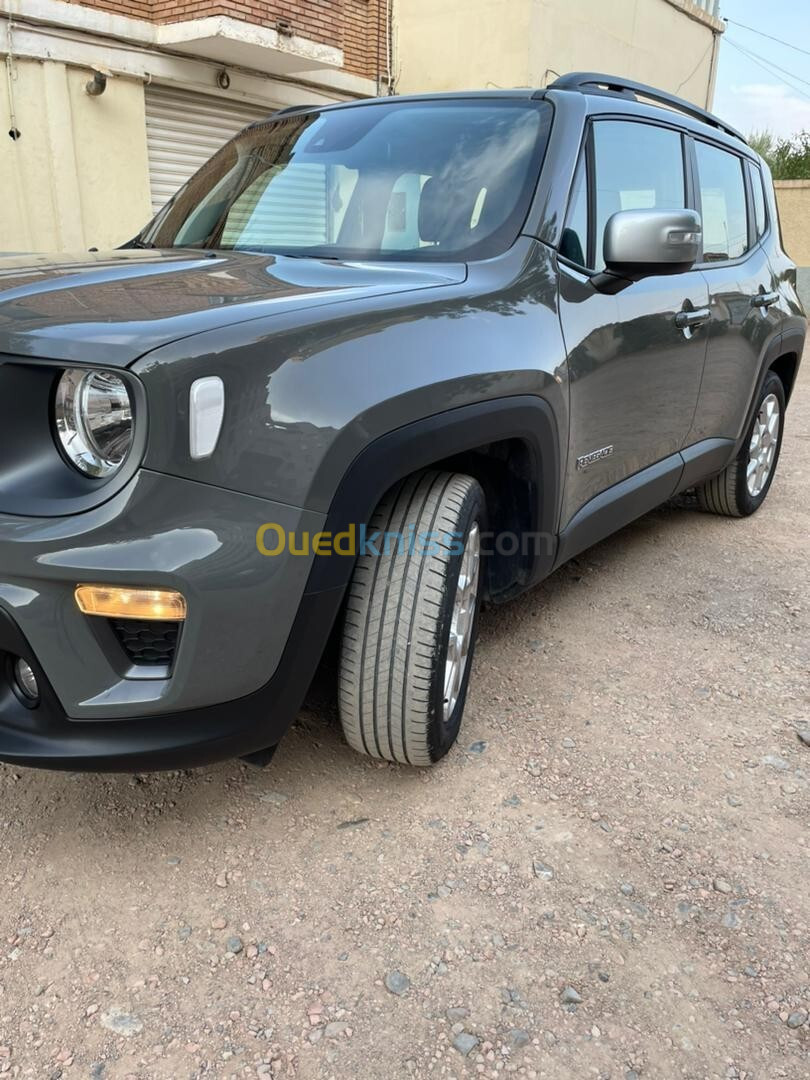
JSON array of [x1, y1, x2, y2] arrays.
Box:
[[674, 307, 711, 330], [751, 290, 779, 309]]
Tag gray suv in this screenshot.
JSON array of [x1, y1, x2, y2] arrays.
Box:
[[0, 73, 804, 772]]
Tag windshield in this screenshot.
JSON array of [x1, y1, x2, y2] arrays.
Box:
[[141, 98, 553, 262]]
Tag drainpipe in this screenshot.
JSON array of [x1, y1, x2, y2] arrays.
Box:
[[5, 15, 21, 140]]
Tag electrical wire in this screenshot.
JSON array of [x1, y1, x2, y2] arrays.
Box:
[[723, 36, 810, 105], [724, 16, 810, 60]]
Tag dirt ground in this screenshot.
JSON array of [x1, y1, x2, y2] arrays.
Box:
[[1, 369, 808, 1080]]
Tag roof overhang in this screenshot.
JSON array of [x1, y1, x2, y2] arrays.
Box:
[[155, 16, 343, 74]]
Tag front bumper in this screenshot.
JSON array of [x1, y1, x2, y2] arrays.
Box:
[[0, 590, 341, 771], [0, 470, 336, 770]]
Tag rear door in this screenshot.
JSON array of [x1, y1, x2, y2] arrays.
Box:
[[687, 139, 784, 445], [557, 118, 710, 527]]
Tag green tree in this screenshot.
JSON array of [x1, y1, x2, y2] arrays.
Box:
[[748, 129, 810, 180]]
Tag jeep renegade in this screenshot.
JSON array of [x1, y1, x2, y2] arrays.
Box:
[[0, 73, 804, 771]]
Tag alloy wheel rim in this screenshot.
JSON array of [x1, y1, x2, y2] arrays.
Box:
[[443, 522, 481, 724], [747, 393, 780, 498]]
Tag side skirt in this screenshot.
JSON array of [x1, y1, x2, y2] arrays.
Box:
[[552, 437, 736, 572]]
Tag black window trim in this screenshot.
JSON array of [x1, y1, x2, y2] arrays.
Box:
[[687, 133, 764, 270], [746, 157, 771, 244]]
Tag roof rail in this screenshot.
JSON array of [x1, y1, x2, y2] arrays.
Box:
[[547, 72, 747, 145]]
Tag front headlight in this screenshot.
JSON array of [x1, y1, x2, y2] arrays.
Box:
[[54, 368, 134, 478]]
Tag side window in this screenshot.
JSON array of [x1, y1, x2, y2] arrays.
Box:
[[748, 160, 768, 239], [560, 152, 588, 267], [695, 142, 749, 261], [592, 121, 685, 270]]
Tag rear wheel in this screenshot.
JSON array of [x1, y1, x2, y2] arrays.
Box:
[[696, 371, 786, 517], [338, 470, 485, 765]]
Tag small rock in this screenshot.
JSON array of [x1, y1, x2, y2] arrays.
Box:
[[761, 753, 790, 771], [258, 791, 288, 805], [452, 1032, 479, 1057], [446, 1007, 470, 1022], [507, 1028, 531, 1048], [727, 794, 743, 807], [468, 741, 487, 754], [100, 1007, 143, 1037], [532, 860, 554, 882], [502, 795, 521, 808], [215, 873, 228, 889], [786, 1009, 808, 1029], [211, 916, 227, 930], [337, 818, 369, 830], [226, 936, 244, 955], [713, 878, 732, 894], [178, 925, 192, 942], [561, 737, 576, 749], [620, 883, 634, 897], [384, 971, 410, 996], [560, 986, 582, 1005], [324, 1022, 350, 1038], [796, 729, 810, 748]]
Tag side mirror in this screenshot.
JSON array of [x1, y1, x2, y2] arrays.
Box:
[[593, 209, 701, 294]]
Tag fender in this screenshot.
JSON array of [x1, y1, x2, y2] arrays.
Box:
[[304, 394, 562, 595], [734, 327, 805, 457]]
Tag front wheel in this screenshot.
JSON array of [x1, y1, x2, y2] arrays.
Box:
[[338, 470, 485, 766], [696, 370, 786, 517]]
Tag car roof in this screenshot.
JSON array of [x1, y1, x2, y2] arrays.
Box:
[[261, 77, 754, 160]]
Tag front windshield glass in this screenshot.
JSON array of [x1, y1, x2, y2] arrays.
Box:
[[141, 98, 553, 262]]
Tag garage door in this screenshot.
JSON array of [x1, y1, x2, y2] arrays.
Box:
[[145, 85, 279, 212]]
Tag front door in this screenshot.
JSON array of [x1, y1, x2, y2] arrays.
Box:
[[557, 118, 709, 527]]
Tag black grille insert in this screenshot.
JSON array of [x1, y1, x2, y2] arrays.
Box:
[[110, 619, 180, 667]]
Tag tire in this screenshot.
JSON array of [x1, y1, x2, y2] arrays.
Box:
[[696, 371, 786, 518], [338, 470, 485, 766]]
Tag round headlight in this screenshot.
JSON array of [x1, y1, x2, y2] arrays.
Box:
[[54, 368, 134, 478]]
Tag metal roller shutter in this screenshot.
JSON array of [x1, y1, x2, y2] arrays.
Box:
[[145, 85, 278, 212]]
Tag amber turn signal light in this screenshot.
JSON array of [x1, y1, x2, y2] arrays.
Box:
[[75, 585, 187, 621]]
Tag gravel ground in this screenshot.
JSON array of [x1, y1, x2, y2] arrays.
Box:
[[1, 367, 808, 1080]]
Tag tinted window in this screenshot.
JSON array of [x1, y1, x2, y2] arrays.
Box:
[[695, 142, 749, 261], [560, 152, 588, 266], [749, 161, 767, 238], [592, 121, 685, 270], [142, 99, 553, 262]]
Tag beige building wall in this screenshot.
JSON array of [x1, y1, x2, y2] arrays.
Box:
[[394, 0, 722, 108], [0, 59, 153, 252], [774, 182, 810, 268]]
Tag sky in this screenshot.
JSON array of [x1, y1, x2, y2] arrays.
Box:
[[713, 0, 810, 139]]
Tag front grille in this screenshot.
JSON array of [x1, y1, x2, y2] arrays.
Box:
[[110, 619, 180, 667]]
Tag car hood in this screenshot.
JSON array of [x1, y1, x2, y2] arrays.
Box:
[[0, 249, 467, 366]]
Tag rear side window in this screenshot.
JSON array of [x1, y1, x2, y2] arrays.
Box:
[[748, 161, 768, 238], [695, 142, 749, 261], [591, 121, 686, 270]]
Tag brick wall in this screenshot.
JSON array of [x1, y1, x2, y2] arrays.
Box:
[[67, 0, 388, 79]]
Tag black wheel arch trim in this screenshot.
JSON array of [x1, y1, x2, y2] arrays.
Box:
[[737, 327, 805, 455], [306, 395, 562, 594]]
